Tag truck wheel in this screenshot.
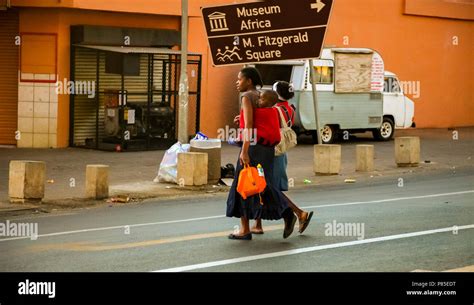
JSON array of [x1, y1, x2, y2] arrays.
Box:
[[373, 117, 395, 141], [312, 125, 338, 144]]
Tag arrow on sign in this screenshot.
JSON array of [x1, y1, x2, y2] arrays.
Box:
[[311, 0, 326, 13]]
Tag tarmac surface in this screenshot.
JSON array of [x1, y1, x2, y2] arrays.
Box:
[[0, 166, 472, 272]]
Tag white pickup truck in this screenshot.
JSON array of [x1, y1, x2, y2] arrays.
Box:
[[253, 47, 415, 143]]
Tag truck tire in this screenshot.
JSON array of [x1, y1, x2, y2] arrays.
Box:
[[373, 117, 395, 141], [312, 125, 338, 144]]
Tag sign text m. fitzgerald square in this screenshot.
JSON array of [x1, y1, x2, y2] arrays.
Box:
[[201, 0, 333, 66]]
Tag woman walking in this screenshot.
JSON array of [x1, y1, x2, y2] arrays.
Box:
[[251, 81, 314, 235], [226, 68, 296, 240]]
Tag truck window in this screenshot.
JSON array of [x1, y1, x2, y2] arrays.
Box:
[[255, 64, 292, 86], [384, 77, 401, 93], [313, 66, 333, 84]]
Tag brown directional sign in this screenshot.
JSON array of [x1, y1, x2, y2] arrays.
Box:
[[201, 0, 333, 66]]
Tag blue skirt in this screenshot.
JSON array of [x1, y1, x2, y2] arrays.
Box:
[[226, 144, 290, 220], [272, 153, 289, 191]]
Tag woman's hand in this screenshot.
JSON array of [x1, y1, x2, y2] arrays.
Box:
[[233, 115, 240, 126], [239, 150, 250, 166]]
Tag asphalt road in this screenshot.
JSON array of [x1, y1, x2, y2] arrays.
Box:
[[0, 167, 473, 272]]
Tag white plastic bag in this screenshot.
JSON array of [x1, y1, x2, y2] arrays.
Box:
[[154, 142, 190, 183]]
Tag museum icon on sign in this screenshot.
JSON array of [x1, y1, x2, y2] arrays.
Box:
[[208, 12, 229, 32]]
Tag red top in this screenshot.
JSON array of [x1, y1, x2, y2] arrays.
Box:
[[239, 107, 281, 147], [275, 101, 295, 127]]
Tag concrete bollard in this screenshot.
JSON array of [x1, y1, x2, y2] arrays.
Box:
[[314, 144, 341, 175], [190, 139, 222, 184], [356, 145, 374, 172], [85, 165, 109, 199], [9, 160, 46, 203], [395, 137, 420, 167], [177, 152, 208, 186]]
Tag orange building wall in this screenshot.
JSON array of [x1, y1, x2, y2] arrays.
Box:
[[323, 0, 473, 128]]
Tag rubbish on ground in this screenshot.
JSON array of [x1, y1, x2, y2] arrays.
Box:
[[193, 132, 208, 140], [304, 179, 312, 184], [219, 178, 234, 186], [221, 163, 235, 179], [47, 179, 54, 184], [155, 142, 191, 183], [344, 179, 356, 183], [165, 186, 172, 189], [107, 195, 130, 203]]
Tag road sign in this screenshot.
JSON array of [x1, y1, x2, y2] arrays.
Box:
[[201, 0, 333, 66]]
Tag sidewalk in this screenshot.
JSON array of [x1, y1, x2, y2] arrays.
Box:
[[1, 127, 473, 214]]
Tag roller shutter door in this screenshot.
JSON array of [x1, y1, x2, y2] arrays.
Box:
[[0, 9, 19, 145]]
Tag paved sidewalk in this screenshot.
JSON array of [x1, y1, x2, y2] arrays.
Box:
[[0, 127, 473, 213]]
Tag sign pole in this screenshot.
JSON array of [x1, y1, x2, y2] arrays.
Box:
[[309, 59, 322, 145], [178, 0, 189, 144]]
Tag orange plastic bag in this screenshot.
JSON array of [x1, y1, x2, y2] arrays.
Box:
[[236, 164, 267, 203]]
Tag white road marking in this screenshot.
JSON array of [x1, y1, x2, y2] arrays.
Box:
[[153, 224, 474, 272], [0, 190, 472, 242], [303, 190, 474, 209], [0, 215, 224, 242]]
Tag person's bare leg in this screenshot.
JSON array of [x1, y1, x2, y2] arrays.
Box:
[[229, 217, 252, 240], [251, 218, 264, 234], [282, 193, 305, 218], [238, 217, 250, 236], [282, 193, 312, 229]]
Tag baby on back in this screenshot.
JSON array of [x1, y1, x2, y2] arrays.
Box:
[[257, 90, 279, 108], [247, 90, 281, 146], [231, 90, 281, 146]]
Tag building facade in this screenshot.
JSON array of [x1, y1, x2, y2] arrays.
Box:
[[0, 0, 472, 148]]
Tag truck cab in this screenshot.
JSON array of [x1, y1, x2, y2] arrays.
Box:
[[383, 71, 416, 130]]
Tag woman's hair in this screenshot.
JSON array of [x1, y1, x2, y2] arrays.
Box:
[[273, 81, 295, 101], [240, 67, 263, 88]]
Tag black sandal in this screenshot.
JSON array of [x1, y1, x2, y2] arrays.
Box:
[[228, 233, 252, 240], [283, 214, 297, 239], [299, 211, 314, 234]]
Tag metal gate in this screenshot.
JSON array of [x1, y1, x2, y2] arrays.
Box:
[[70, 45, 202, 151]]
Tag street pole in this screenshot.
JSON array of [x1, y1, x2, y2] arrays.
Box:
[[178, 0, 189, 144], [309, 59, 322, 145]]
